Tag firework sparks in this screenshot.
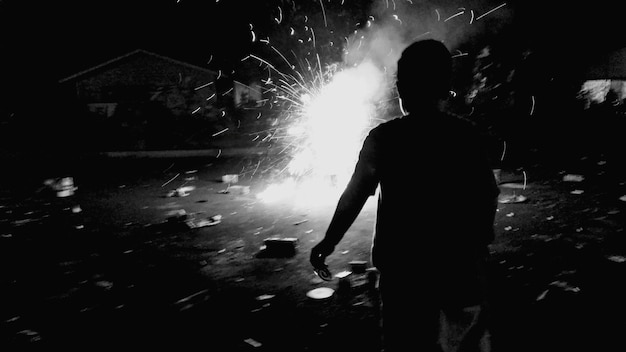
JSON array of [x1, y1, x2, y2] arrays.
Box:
[[275, 6, 283, 24], [194, 81, 214, 90], [235, 0, 506, 206], [444, 10, 465, 22], [319, 0, 328, 27], [475, 3, 507, 21]]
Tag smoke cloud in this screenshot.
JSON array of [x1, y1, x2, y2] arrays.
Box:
[[343, 1, 513, 76]]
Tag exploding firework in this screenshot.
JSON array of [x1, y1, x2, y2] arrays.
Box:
[[230, 1, 510, 205]]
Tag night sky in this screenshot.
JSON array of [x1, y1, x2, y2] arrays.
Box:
[[0, 0, 624, 110]]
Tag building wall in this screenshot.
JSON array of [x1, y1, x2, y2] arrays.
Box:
[[62, 51, 240, 151], [233, 80, 264, 107], [73, 53, 219, 119]]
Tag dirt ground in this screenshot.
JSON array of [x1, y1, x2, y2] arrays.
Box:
[[1, 151, 625, 351]]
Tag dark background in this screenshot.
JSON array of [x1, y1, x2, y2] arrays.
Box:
[[1, 0, 624, 160], [1, 0, 624, 86]]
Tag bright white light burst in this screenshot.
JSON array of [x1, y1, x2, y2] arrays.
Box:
[[257, 60, 387, 205]]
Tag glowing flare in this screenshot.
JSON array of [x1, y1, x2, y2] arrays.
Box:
[[288, 60, 385, 179], [258, 61, 387, 205]]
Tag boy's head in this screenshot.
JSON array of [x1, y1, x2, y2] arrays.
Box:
[[396, 39, 452, 111]]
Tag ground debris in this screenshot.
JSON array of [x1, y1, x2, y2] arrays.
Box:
[[256, 294, 275, 301], [498, 194, 527, 204], [185, 214, 222, 228], [563, 174, 585, 182], [606, 255, 626, 263], [244, 338, 262, 348], [173, 289, 210, 309], [165, 186, 195, 197], [499, 182, 528, 189], [549, 280, 581, 293]]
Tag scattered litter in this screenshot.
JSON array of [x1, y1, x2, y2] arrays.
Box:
[[12, 218, 40, 226], [563, 174, 584, 182], [310, 276, 324, 284], [335, 270, 352, 279], [549, 280, 580, 293], [256, 294, 275, 301], [186, 218, 217, 228], [178, 186, 195, 196], [570, 189, 584, 195], [504, 226, 513, 231], [229, 185, 250, 195], [174, 289, 210, 305], [506, 212, 515, 217], [531, 233, 558, 242], [94, 280, 113, 290], [546, 216, 554, 220], [166, 186, 196, 197], [349, 260, 368, 274], [5, 316, 20, 323], [45, 177, 77, 197], [217, 249, 226, 254], [536, 289, 549, 301], [222, 174, 239, 183], [244, 338, 262, 348], [498, 194, 527, 203], [607, 255, 626, 263], [306, 287, 335, 300], [305, 229, 314, 234], [16, 329, 41, 343], [499, 183, 527, 189], [166, 209, 188, 220], [186, 214, 222, 228]]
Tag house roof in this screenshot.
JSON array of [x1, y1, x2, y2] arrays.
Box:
[[58, 49, 221, 83]]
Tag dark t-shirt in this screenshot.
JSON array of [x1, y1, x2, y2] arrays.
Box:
[[343, 111, 500, 273]]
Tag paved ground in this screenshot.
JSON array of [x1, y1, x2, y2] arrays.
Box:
[[1, 150, 625, 351]]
